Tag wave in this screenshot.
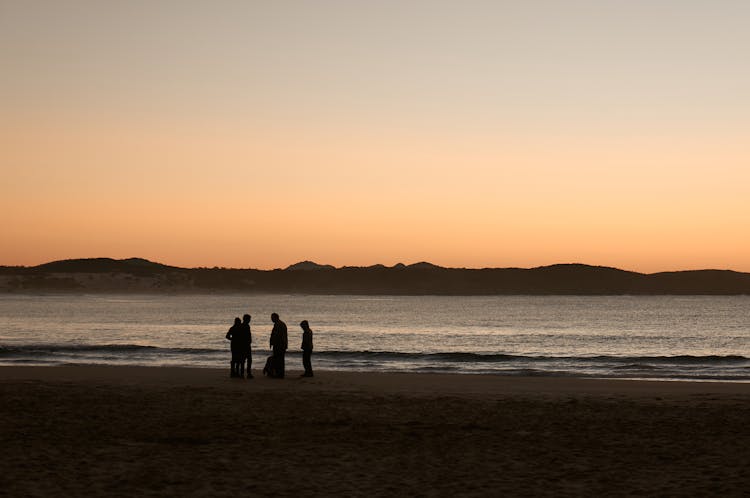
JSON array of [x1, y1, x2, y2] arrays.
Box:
[[311, 351, 750, 365], [1, 345, 748, 367], [0, 344, 221, 356], [2, 344, 749, 380], [0, 344, 750, 378]]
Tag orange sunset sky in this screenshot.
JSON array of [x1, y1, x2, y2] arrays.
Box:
[[2, 1, 748, 272]]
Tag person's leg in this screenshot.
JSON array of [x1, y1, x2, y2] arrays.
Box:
[[271, 350, 280, 378], [231, 352, 240, 377], [246, 350, 253, 378], [303, 350, 312, 376], [277, 352, 285, 378], [239, 355, 245, 378]]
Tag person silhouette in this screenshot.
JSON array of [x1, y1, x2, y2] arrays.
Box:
[[225, 317, 243, 378], [300, 320, 313, 377], [269, 313, 288, 379], [241, 314, 252, 379]]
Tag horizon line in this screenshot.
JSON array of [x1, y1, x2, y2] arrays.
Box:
[[4, 256, 748, 276]]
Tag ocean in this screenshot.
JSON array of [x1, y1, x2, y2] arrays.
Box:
[[1, 294, 749, 381]]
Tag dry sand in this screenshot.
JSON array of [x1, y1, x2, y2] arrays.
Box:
[[1, 366, 749, 497]]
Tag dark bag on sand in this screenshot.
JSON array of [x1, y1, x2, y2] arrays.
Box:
[[263, 355, 279, 378]]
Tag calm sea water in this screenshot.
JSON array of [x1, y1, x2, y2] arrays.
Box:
[[1, 294, 749, 381]]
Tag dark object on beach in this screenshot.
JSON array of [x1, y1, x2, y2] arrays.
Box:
[[262, 355, 281, 378], [300, 320, 313, 377]]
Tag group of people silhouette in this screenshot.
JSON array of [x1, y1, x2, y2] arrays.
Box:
[[225, 313, 313, 379]]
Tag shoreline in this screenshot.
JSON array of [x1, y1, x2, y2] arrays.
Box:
[[0, 363, 750, 395], [2, 365, 750, 395]]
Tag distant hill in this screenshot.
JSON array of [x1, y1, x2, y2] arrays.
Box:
[[285, 261, 336, 271], [1, 258, 749, 295], [407, 262, 444, 270], [33, 257, 177, 275]]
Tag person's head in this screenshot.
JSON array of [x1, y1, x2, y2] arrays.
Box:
[[271, 313, 279, 323], [243, 314, 251, 324], [233, 317, 241, 326], [300, 320, 309, 330]]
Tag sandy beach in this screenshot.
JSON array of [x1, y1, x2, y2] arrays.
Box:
[[1, 367, 749, 496]]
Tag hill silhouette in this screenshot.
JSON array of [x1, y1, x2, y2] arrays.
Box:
[[285, 261, 336, 271], [1, 258, 749, 295], [34, 257, 176, 274]]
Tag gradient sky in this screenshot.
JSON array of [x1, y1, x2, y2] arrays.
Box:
[[2, 0, 748, 271]]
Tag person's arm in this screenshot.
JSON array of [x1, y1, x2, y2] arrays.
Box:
[[226, 329, 232, 341]]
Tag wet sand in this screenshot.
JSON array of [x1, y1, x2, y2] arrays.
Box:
[[1, 366, 749, 496]]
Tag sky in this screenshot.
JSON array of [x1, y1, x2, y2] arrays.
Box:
[[2, 0, 748, 272]]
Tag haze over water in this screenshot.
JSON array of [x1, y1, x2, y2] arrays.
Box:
[[2, 294, 749, 381]]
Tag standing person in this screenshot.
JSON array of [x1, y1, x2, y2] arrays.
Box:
[[241, 314, 253, 379], [269, 313, 288, 378], [225, 317, 243, 378], [300, 320, 314, 377]]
